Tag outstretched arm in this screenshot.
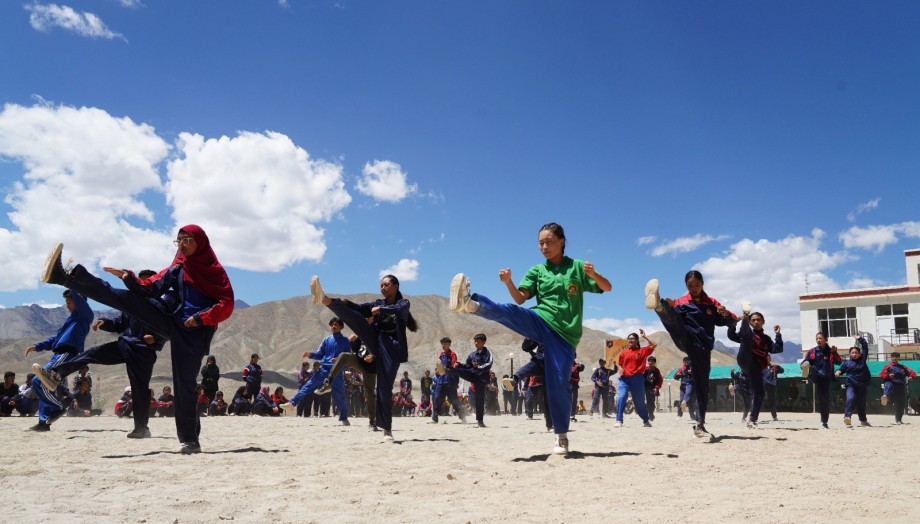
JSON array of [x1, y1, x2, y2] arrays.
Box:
[[584, 262, 612, 292]]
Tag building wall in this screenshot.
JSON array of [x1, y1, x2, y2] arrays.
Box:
[[799, 292, 920, 351]]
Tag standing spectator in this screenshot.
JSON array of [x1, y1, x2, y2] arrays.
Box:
[[242, 353, 263, 399], [429, 337, 467, 424], [486, 371, 501, 416], [400, 371, 413, 398], [295, 361, 313, 417], [674, 357, 696, 420], [501, 374, 515, 414], [591, 359, 611, 417], [200, 355, 220, 403], [763, 360, 785, 422], [570, 361, 585, 422], [643, 356, 663, 421], [420, 370, 432, 401], [615, 329, 656, 428]]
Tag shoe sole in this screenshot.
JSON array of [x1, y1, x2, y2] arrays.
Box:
[[448, 273, 468, 312], [801, 362, 810, 378], [844, 418, 851, 426], [280, 403, 295, 414], [644, 279, 660, 310], [881, 395, 888, 406], [741, 301, 752, 315], [310, 275, 324, 305], [32, 363, 61, 391], [41, 243, 64, 284]]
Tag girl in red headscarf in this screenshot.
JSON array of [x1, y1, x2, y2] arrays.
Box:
[[40, 225, 234, 454]]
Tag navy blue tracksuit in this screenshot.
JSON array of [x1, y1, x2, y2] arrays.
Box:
[[837, 338, 870, 422], [53, 312, 166, 431], [453, 347, 493, 423], [802, 344, 842, 425]]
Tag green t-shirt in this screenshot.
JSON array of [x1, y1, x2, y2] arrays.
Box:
[[518, 256, 603, 349]]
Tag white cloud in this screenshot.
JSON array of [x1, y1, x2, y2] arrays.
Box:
[[839, 222, 920, 253], [25, 3, 126, 41], [846, 197, 880, 222], [636, 235, 656, 246], [356, 160, 417, 203], [166, 131, 352, 271], [379, 258, 419, 282], [0, 102, 170, 291], [584, 317, 664, 339], [845, 277, 885, 289], [688, 228, 853, 344], [650, 234, 729, 257], [0, 102, 356, 291]]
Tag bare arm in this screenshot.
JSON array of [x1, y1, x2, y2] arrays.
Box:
[[500, 269, 530, 305], [584, 262, 612, 292]]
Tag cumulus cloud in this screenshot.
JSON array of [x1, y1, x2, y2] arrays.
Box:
[[167, 131, 352, 271], [25, 3, 126, 41], [0, 102, 357, 291], [0, 102, 170, 291], [584, 317, 664, 339], [356, 160, 417, 203], [649, 234, 729, 257], [379, 258, 420, 282], [636, 236, 656, 246], [690, 229, 853, 344], [839, 222, 920, 253], [846, 197, 880, 222]]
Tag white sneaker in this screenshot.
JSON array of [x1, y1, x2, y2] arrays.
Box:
[[881, 395, 888, 406], [741, 301, 752, 316], [552, 433, 569, 455], [40, 242, 65, 284], [801, 361, 810, 378], [448, 273, 471, 312], [32, 363, 62, 391], [644, 279, 660, 310], [310, 275, 325, 305], [279, 402, 295, 414], [614, 421, 623, 428], [383, 430, 395, 442]]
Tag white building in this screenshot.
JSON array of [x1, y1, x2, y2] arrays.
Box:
[[798, 248, 920, 359]]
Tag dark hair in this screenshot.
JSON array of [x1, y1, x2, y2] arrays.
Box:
[[250, 353, 259, 359], [473, 333, 487, 342], [539, 222, 566, 254], [750, 312, 765, 321], [440, 337, 452, 344], [62, 289, 72, 298], [207, 355, 216, 364], [4, 371, 14, 379], [647, 356, 657, 362], [329, 317, 344, 328], [627, 332, 639, 341], [891, 352, 900, 358], [381, 274, 419, 332], [138, 269, 157, 279], [215, 390, 223, 396], [850, 345, 862, 354], [816, 331, 828, 339], [684, 270, 704, 284]]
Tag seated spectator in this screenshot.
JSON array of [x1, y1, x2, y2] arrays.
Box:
[[417, 394, 432, 417], [9, 373, 38, 416], [157, 386, 176, 417], [1, 371, 19, 417], [71, 365, 93, 393], [252, 385, 280, 416], [196, 385, 210, 416], [67, 378, 95, 417], [271, 387, 289, 415], [209, 390, 228, 416], [229, 386, 252, 416], [115, 387, 133, 418], [577, 399, 588, 415]]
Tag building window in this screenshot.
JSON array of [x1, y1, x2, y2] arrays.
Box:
[[818, 307, 857, 337], [876, 303, 910, 334]]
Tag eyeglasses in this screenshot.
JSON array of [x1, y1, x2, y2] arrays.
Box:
[[173, 237, 193, 246]]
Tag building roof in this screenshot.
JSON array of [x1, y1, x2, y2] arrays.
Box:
[[799, 286, 920, 302]]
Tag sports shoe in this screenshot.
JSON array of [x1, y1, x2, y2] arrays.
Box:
[[747, 420, 757, 429], [427, 419, 439, 424], [693, 424, 710, 438], [127, 427, 152, 439], [279, 402, 296, 414], [383, 430, 394, 442], [859, 420, 871, 427], [32, 363, 62, 391], [477, 420, 486, 428], [179, 442, 201, 454], [448, 273, 471, 312], [341, 419, 350, 426], [643, 421, 652, 428], [844, 417, 852, 427], [881, 394, 888, 406], [26, 421, 51, 432], [614, 421, 623, 428], [309, 275, 325, 305], [821, 423, 829, 429], [644, 279, 661, 310], [552, 433, 569, 455], [800, 361, 810, 378], [680, 400, 688, 411], [41, 242, 69, 285], [46, 407, 66, 425], [741, 301, 752, 316], [369, 423, 379, 431], [315, 379, 332, 395]]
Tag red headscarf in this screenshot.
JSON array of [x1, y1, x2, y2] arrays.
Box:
[[172, 224, 234, 304]]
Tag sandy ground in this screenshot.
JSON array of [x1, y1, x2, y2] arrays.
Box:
[[2, 409, 918, 523]]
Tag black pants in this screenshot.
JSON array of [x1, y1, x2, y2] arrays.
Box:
[[54, 339, 158, 430], [764, 384, 778, 419], [815, 378, 831, 424], [891, 383, 908, 423], [657, 302, 712, 425]]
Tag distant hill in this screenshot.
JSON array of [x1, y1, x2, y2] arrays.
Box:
[[713, 338, 803, 364], [1, 293, 735, 408]]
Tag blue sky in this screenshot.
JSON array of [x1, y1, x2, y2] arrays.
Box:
[[1, 1, 919, 345]]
